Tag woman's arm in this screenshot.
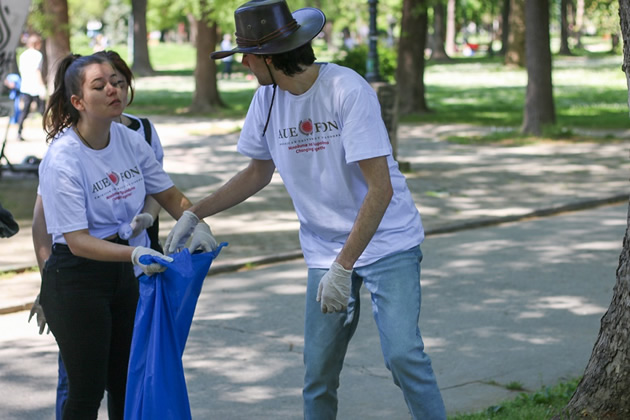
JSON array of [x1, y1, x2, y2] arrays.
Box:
[[32, 195, 52, 275], [64, 229, 134, 261]]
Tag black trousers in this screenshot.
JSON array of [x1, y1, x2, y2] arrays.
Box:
[[17, 94, 45, 133], [40, 242, 139, 420]]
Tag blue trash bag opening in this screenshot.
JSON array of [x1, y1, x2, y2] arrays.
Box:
[[125, 243, 227, 420]]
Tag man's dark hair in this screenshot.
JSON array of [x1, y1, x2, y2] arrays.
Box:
[[268, 42, 316, 77]]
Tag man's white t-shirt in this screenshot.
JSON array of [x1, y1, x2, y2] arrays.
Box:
[[238, 63, 423, 269], [18, 48, 44, 97], [39, 123, 173, 246]]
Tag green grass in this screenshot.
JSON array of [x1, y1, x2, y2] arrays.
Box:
[[405, 53, 627, 130], [448, 378, 580, 420], [61, 38, 629, 134]]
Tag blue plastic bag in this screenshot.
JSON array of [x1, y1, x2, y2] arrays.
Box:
[[124, 244, 227, 420]]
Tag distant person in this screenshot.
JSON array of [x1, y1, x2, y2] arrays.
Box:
[[3, 73, 21, 124], [17, 34, 47, 141], [342, 27, 355, 50], [92, 34, 108, 52], [166, 1, 446, 419], [220, 34, 234, 79]]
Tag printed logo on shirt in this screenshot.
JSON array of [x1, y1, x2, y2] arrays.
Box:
[[108, 172, 119, 185], [278, 119, 341, 154], [298, 119, 313, 135], [91, 165, 143, 201]]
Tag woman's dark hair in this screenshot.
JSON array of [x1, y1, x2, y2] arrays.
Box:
[[43, 51, 135, 143], [268, 42, 316, 77]]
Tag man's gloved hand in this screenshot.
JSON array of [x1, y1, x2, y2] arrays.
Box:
[[129, 213, 154, 238], [188, 222, 218, 253], [131, 246, 174, 276], [316, 262, 353, 313], [28, 294, 49, 335], [164, 210, 199, 255]]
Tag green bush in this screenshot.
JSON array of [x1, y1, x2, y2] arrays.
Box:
[[332, 44, 397, 83]]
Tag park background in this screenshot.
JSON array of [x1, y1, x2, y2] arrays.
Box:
[[2, 1, 630, 419]]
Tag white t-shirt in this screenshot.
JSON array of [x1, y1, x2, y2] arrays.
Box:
[[238, 63, 424, 268], [221, 39, 234, 62], [39, 123, 173, 246], [123, 113, 165, 167], [18, 48, 45, 96]]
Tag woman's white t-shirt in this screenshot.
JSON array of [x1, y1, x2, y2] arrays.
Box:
[[238, 63, 424, 268], [39, 122, 173, 246]]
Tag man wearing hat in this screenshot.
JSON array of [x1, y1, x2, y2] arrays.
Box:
[[166, 0, 446, 418]]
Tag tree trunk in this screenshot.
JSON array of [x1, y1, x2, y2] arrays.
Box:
[[574, 0, 585, 48], [521, 0, 555, 136], [553, 3, 630, 416], [43, 0, 71, 94], [131, 0, 154, 76], [191, 7, 223, 113], [505, 0, 525, 67], [559, 0, 573, 55], [500, 0, 510, 54], [445, 0, 456, 56], [396, 0, 429, 115], [430, 1, 450, 60]]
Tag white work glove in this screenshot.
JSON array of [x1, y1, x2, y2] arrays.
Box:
[[129, 213, 154, 238], [316, 262, 353, 313], [188, 222, 218, 253], [28, 294, 49, 335], [164, 210, 199, 255], [131, 246, 174, 276], [117, 213, 154, 240]]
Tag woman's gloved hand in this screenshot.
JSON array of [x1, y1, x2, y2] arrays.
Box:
[[117, 213, 154, 240], [129, 213, 154, 238], [131, 246, 173, 275]]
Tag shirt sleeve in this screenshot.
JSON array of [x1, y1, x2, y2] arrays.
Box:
[[338, 76, 392, 164], [237, 87, 273, 160]]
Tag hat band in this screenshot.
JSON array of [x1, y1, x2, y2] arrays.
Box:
[[236, 19, 300, 49]]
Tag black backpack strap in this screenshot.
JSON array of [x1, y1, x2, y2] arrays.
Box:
[[138, 117, 161, 251], [140, 117, 152, 145]]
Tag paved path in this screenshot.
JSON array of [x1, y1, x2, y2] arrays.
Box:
[[1, 203, 626, 419], [0, 116, 629, 418]]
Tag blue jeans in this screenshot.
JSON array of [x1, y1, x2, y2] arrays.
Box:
[[303, 246, 446, 420], [56, 354, 68, 420]]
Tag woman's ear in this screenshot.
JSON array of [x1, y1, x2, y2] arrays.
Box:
[[70, 95, 83, 112]]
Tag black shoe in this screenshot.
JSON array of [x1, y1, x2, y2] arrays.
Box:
[[18, 133, 24, 141]]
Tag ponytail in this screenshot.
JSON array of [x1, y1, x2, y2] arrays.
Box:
[[43, 54, 79, 143]]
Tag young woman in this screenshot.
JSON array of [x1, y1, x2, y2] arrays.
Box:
[[36, 52, 215, 419], [30, 50, 179, 419]]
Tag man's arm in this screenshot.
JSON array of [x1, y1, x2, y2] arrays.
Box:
[[335, 156, 393, 269], [316, 155, 394, 313], [164, 159, 275, 254], [189, 158, 276, 218]]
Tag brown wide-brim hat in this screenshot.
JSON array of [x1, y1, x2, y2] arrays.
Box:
[[210, 0, 326, 60]]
